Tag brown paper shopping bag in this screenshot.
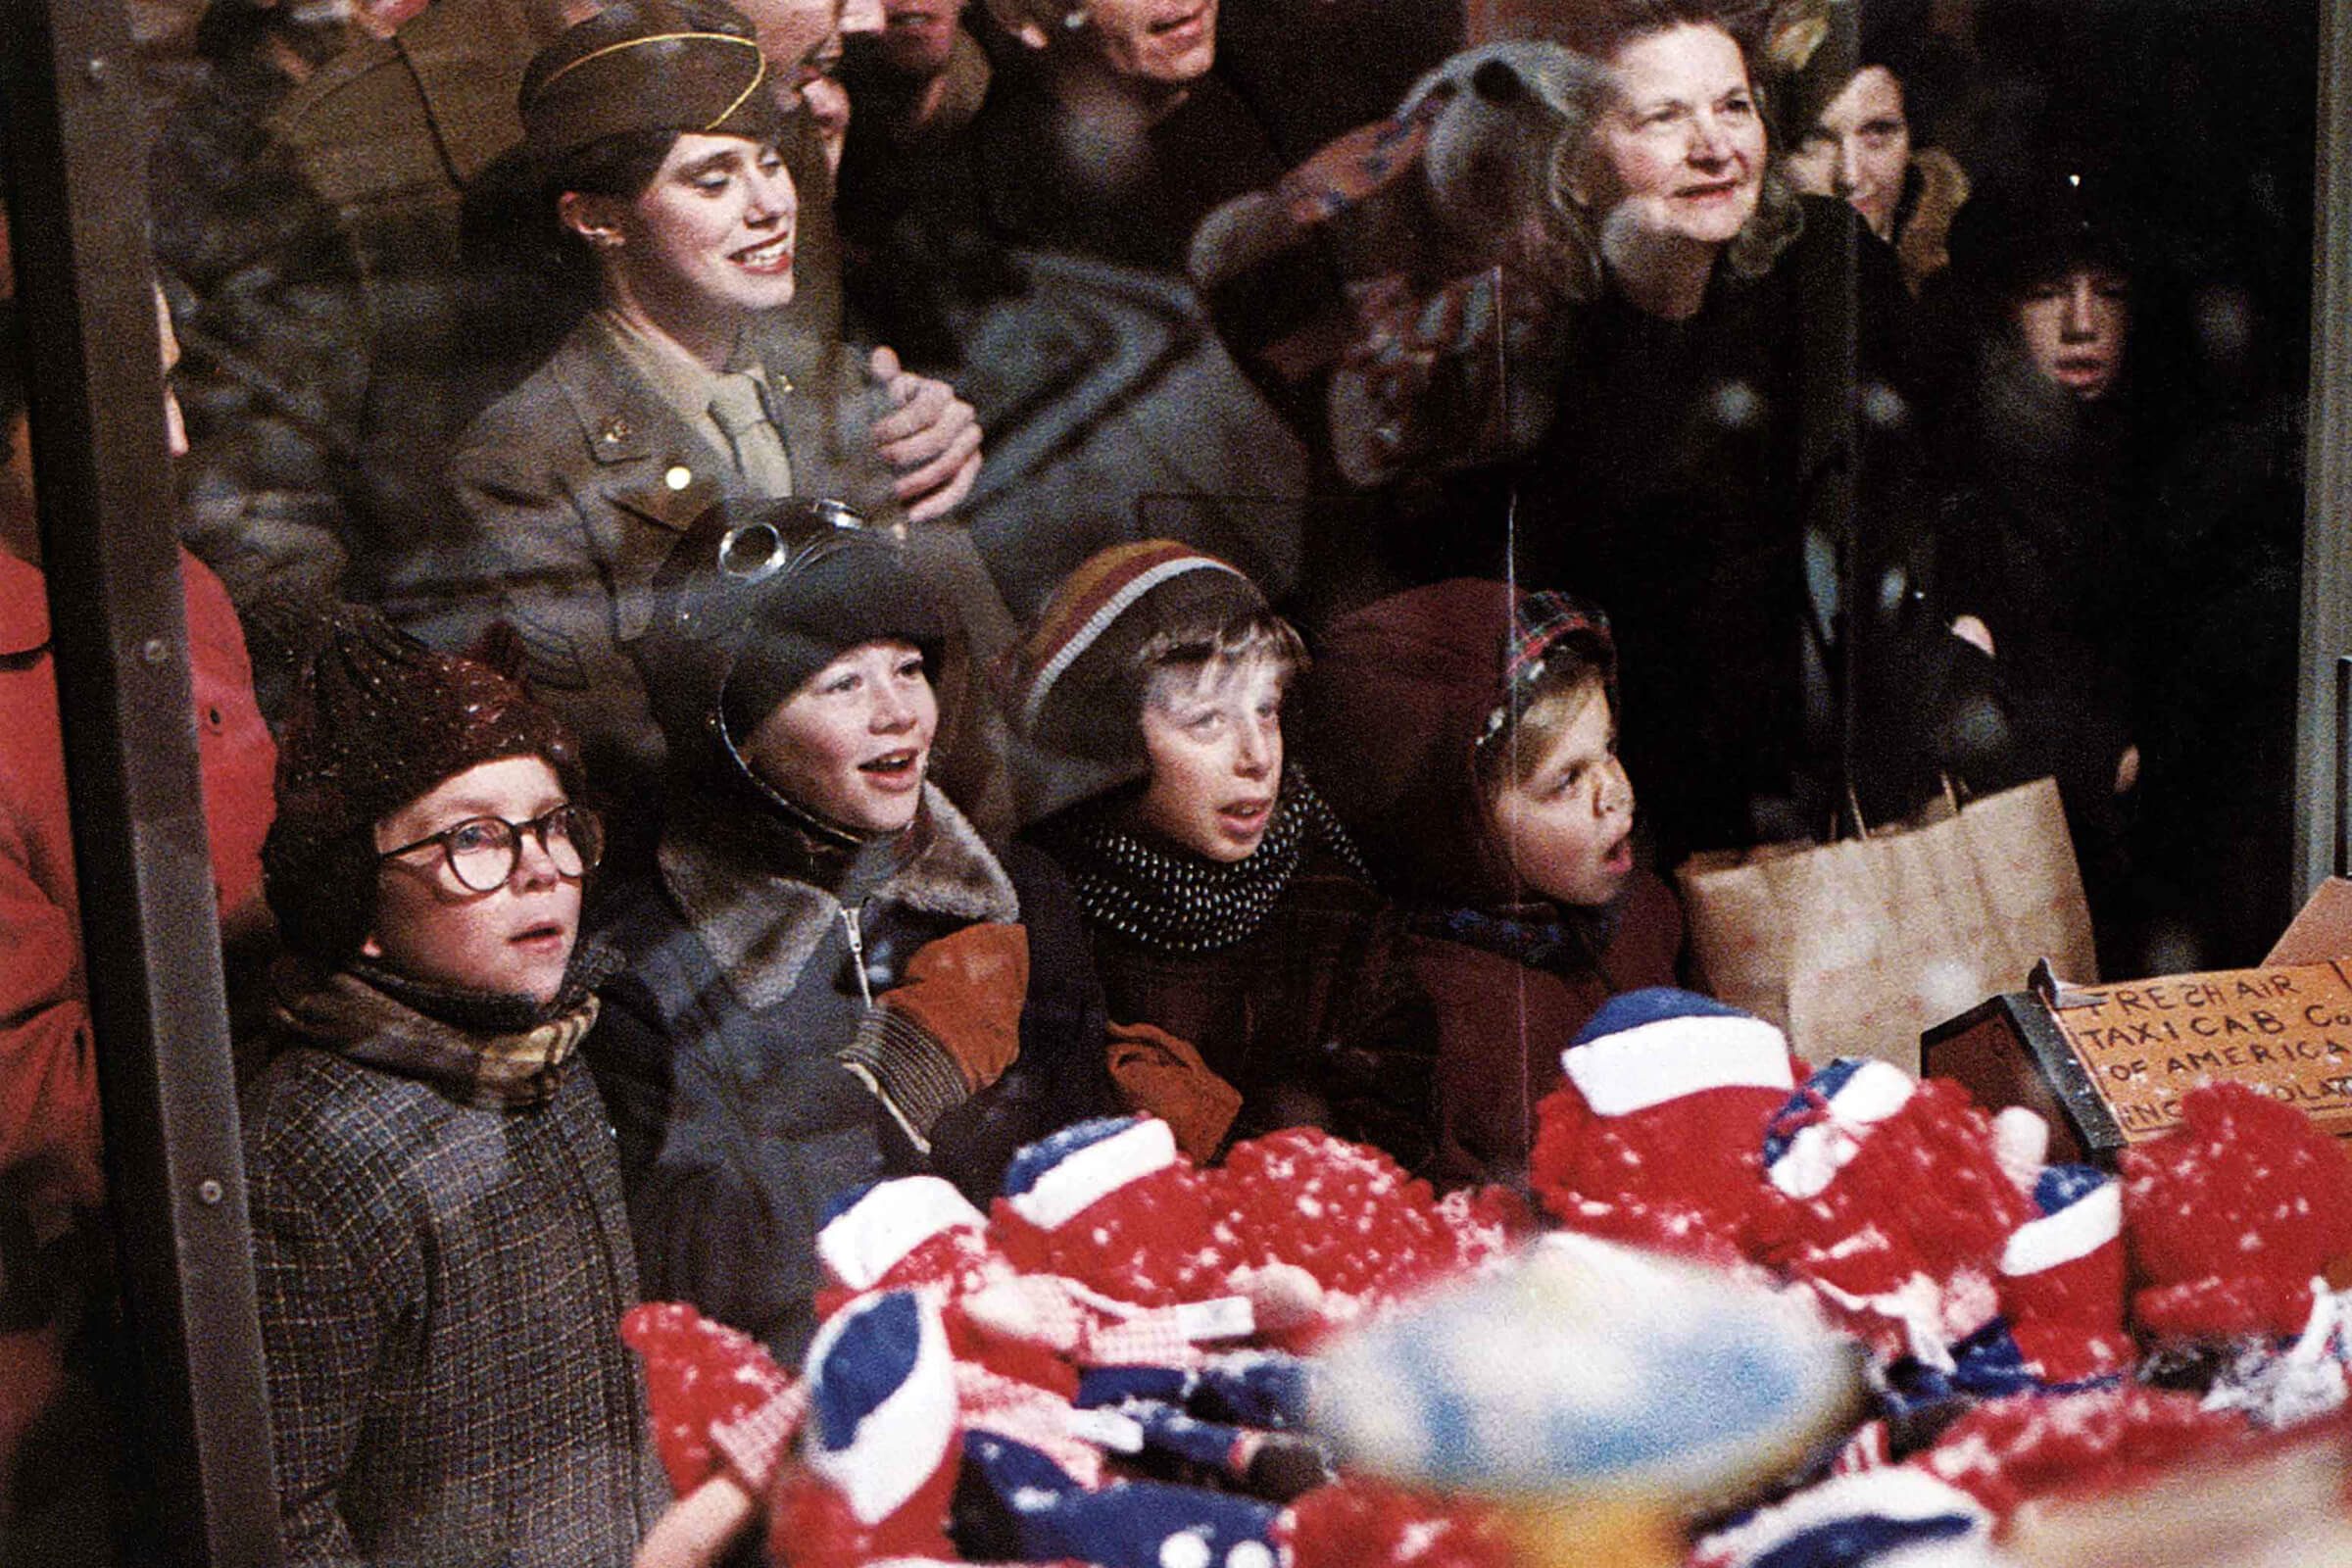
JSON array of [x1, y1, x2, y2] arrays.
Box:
[[1675, 778, 2097, 1073]]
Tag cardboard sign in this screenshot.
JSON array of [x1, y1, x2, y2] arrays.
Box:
[[1924, 882, 2352, 1164], [2037, 962, 2352, 1142]]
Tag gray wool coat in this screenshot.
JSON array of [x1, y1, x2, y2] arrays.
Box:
[[242, 976, 663, 1567], [585, 782, 1115, 1364]]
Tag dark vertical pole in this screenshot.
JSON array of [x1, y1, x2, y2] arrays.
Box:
[[2298, 0, 2352, 899], [0, 2, 281, 1564], [1795, 4, 1860, 821], [2335, 655, 2352, 880]]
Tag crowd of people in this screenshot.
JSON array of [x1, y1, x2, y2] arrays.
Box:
[[0, 0, 2317, 1559]]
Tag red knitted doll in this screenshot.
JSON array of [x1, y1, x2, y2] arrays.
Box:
[[1528, 989, 1803, 1266], [1752, 1058, 2035, 1363], [2122, 1082, 2352, 1344]]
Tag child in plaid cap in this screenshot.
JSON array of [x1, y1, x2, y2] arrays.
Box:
[[1302, 580, 1684, 1188]]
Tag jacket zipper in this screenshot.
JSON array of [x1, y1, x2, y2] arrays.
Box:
[[841, 903, 874, 1006]]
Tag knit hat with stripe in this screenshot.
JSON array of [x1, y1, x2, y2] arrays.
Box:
[[1004, 541, 1272, 786]]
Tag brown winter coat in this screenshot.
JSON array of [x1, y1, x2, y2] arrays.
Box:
[[1409, 871, 1684, 1189], [1303, 578, 1688, 1189]]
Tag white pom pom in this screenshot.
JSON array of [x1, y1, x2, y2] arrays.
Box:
[[1991, 1106, 2050, 1192]]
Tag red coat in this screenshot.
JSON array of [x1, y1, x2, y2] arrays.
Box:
[[1416, 869, 1685, 1189], [0, 550, 274, 1221]]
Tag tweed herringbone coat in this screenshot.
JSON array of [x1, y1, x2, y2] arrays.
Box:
[[243, 974, 662, 1566]]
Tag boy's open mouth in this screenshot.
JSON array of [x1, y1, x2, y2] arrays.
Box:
[[859, 749, 924, 785]]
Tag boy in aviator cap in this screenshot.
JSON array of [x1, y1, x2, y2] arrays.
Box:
[[587, 495, 1110, 1366], [242, 610, 662, 1565]]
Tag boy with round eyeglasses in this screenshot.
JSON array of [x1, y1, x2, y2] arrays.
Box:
[[241, 609, 662, 1565]]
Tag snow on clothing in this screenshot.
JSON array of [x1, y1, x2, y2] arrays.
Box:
[[586, 780, 1113, 1364], [1301, 578, 1682, 1188], [0, 549, 274, 1236], [1028, 774, 1440, 1172], [242, 954, 662, 1568]]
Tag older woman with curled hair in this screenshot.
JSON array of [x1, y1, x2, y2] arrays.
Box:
[[1503, 0, 1959, 860], [1529, 0, 1804, 317]]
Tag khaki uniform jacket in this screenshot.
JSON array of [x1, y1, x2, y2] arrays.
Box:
[[440, 315, 890, 831]]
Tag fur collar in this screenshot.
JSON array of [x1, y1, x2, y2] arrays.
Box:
[[660, 782, 1017, 1009], [1896, 147, 1972, 297]]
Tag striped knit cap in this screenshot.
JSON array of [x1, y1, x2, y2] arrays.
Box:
[[1004, 541, 1269, 780]]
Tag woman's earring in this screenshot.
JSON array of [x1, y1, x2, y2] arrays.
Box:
[[1061, 6, 1087, 28], [589, 230, 621, 250]]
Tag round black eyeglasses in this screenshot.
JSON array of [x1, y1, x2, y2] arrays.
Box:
[[376, 805, 605, 893]]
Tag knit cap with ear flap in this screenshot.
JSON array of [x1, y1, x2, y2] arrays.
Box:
[[263, 607, 583, 967], [517, 0, 795, 181], [1303, 579, 1614, 907], [637, 495, 943, 789], [1004, 540, 1274, 801]]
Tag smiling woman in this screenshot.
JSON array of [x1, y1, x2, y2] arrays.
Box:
[[1562, 11, 1778, 320], [1501, 0, 1973, 863], [430, 1, 826, 861]]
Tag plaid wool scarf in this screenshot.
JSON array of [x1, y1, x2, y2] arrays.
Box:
[[271, 944, 619, 1109]]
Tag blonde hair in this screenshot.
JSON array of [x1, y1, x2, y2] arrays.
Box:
[[1475, 661, 1612, 799]]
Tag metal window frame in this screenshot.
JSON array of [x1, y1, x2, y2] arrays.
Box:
[[0, 1, 279, 1564], [2301, 0, 2352, 899]]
